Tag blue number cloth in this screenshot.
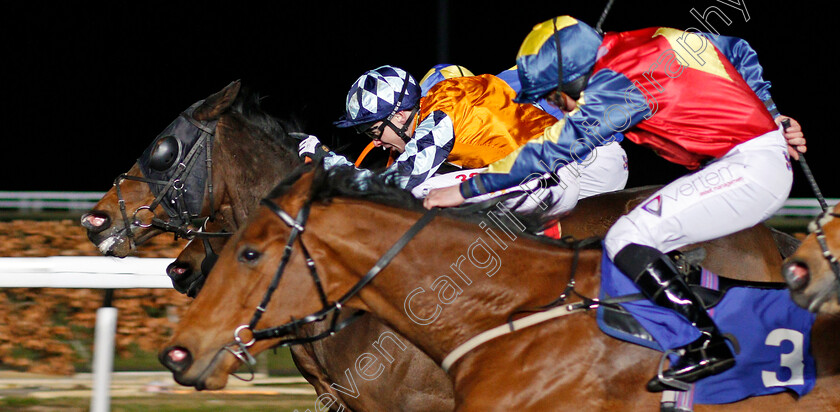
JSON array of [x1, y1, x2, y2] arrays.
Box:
[[598, 249, 816, 404]]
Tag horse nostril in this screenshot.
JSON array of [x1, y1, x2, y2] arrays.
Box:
[[783, 261, 810, 291], [161, 346, 192, 374], [81, 211, 111, 233], [167, 262, 191, 278], [167, 262, 196, 295]]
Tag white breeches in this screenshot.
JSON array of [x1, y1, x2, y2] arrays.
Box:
[[604, 128, 792, 259]]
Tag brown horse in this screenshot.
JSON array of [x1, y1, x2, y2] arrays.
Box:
[[79, 81, 453, 411], [82, 81, 792, 411], [161, 166, 840, 411], [783, 202, 840, 314]]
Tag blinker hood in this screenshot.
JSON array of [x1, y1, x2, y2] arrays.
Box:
[[137, 101, 218, 223]]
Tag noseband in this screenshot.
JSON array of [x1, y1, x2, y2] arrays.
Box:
[[223, 196, 439, 377], [113, 110, 229, 243]]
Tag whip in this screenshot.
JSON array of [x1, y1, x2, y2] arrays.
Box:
[[782, 118, 829, 212]]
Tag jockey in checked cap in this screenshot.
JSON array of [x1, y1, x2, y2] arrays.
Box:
[[300, 64, 587, 216], [423, 16, 806, 391]]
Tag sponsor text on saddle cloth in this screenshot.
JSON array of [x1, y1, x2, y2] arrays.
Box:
[[599, 250, 816, 403]]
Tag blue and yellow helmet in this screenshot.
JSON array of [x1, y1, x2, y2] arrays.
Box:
[[419, 64, 475, 96], [514, 16, 602, 103], [334, 65, 421, 129]]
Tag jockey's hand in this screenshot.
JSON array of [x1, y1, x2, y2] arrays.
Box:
[[298, 134, 330, 163], [423, 184, 465, 209], [776, 116, 806, 160]]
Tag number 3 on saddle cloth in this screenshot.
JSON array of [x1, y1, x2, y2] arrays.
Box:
[[598, 249, 816, 404]]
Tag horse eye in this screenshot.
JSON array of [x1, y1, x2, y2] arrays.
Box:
[[239, 248, 262, 263]]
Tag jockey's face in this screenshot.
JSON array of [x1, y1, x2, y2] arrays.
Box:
[[367, 111, 413, 153], [546, 91, 578, 113]]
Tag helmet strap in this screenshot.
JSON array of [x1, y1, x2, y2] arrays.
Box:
[[380, 69, 418, 143], [383, 105, 419, 143], [551, 17, 592, 102], [553, 17, 564, 98]]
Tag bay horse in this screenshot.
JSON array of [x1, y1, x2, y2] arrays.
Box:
[[82, 80, 794, 411], [160, 166, 840, 411], [783, 202, 840, 314], [79, 81, 454, 411]]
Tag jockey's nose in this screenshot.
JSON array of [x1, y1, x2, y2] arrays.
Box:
[[372, 140, 383, 148], [783, 260, 810, 291], [81, 211, 111, 233]]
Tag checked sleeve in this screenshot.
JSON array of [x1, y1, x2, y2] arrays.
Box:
[[391, 110, 455, 191]]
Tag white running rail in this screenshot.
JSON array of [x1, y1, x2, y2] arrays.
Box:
[[0, 256, 174, 412], [0, 191, 835, 217]]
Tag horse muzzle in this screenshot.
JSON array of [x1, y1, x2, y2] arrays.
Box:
[[166, 261, 206, 297], [81, 210, 111, 234], [159, 344, 235, 390], [782, 259, 810, 291], [81, 210, 135, 256]]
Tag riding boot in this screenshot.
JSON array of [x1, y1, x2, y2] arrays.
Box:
[[613, 243, 735, 392]]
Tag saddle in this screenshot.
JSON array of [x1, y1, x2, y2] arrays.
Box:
[[599, 248, 788, 349], [597, 248, 817, 404]]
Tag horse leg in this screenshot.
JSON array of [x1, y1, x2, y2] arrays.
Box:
[[298, 315, 454, 412]]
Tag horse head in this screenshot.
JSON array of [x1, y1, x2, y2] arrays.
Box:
[[158, 164, 585, 390], [81, 80, 301, 269], [783, 203, 840, 314], [159, 165, 355, 389], [81, 81, 242, 256]]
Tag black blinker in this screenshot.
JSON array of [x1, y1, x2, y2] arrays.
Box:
[[149, 135, 181, 171]]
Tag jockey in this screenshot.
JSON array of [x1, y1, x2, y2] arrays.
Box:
[[418, 63, 476, 96], [299, 64, 583, 215], [495, 66, 628, 199], [423, 16, 806, 391], [416, 63, 629, 202]]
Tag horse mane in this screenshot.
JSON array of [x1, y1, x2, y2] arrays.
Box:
[[265, 163, 558, 238], [230, 86, 301, 155]]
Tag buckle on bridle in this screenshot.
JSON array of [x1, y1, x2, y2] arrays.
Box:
[[132, 206, 156, 228], [223, 324, 258, 381]]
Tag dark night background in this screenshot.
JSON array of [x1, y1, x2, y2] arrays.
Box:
[[2, 1, 837, 198]]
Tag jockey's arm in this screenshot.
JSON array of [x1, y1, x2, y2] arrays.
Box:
[[707, 35, 777, 116], [437, 70, 647, 208], [297, 112, 456, 189], [390, 111, 455, 191], [708, 34, 807, 157]]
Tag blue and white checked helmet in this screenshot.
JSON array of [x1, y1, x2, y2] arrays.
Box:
[[334, 65, 421, 129]]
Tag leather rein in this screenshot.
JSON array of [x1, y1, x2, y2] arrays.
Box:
[[222, 196, 439, 378]]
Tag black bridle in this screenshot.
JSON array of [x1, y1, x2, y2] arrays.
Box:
[[222, 196, 439, 376], [113, 110, 230, 244]]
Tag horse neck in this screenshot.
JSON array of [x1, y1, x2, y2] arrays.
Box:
[[212, 115, 300, 231], [307, 199, 603, 363]]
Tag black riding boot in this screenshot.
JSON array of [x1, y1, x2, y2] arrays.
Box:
[[613, 244, 735, 392]]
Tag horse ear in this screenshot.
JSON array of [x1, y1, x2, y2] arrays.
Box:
[[193, 80, 242, 121]]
